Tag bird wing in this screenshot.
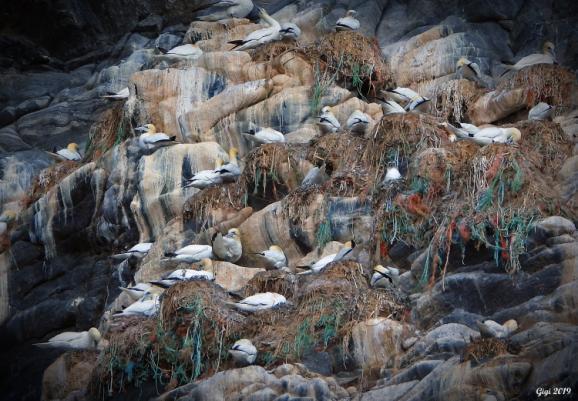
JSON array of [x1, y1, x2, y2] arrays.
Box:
[[239, 293, 271, 306], [467, 62, 481, 77], [382, 100, 406, 114], [49, 331, 85, 343], [56, 149, 81, 161], [458, 123, 480, 135], [128, 242, 153, 253], [335, 17, 359, 30], [175, 244, 212, 256], [143, 133, 172, 144], [319, 114, 340, 129], [474, 127, 503, 139], [333, 246, 353, 262], [391, 87, 419, 102], [255, 129, 285, 143]]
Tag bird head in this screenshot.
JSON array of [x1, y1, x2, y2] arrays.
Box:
[[373, 264, 388, 275], [136, 124, 156, 134], [280, 23, 301, 39], [0, 210, 17, 223], [88, 327, 102, 342], [269, 245, 284, 254], [506, 128, 522, 143], [229, 147, 239, 161], [197, 258, 213, 270], [215, 158, 224, 168], [346, 10, 358, 17], [227, 228, 241, 239], [67, 143, 80, 152], [543, 41, 555, 56], [344, 239, 356, 249], [456, 57, 469, 68], [320, 106, 332, 114]]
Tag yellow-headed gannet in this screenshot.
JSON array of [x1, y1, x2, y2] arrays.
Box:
[[229, 339, 257, 364], [135, 124, 177, 151], [253, 245, 287, 269], [212, 228, 243, 263], [370, 265, 400, 288], [164, 244, 214, 263], [112, 242, 153, 260], [318, 106, 341, 133], [197, 0, 255, 21], [298, 240, 355, 274], [34, 328, 102, 350], [228, 8, 282, 51], [501, 41, 556, 75], [242, 126, 286, 144], [49, 143, 82, 161], [528, 102, 554, 120], [215, 148, 241, 183], [382, 87, 421, 104], [456, 57, 481, 81], [346, 110, 370, 135], [335, 10, 360, 31], [300, 164, 329, 188], [119, 283, 153, 301], [455, 126, 522, 145], [477, 319, 518, 339], [114, 293, 160, 317], [150, 268, 215, 288], [101, 87, 129, 100], [183, 159, 224, 189], [229, 292, 287, 312]]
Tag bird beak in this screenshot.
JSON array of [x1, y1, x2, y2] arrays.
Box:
[[135, 126, 147, 133]]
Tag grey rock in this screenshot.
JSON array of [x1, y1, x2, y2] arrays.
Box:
[[388, 360, 443, 385], [155, 33, 182, 53], [361, 380, 418, 401]]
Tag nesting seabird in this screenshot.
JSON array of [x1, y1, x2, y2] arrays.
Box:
[[212, 228, 243, 263], [112, 242, 153, 261], [215, 148, 241, 183], [300, 164, 329, 188], [501, 41, 556, 75], [230, 292, 287, 312], [119, 283, 153, 301], [164, 244, 214, 263], [229, 339, 257, 365], [370, 265, 400, 288], [405, 96, 430, 112], [34, 328, 102, 350], [346, 110, 370, 135], [335, 10, 360, 31], [114, 293, 160, 317], [253, 245, 287, 269], [228, 8, 282, 51], [381, 99, 407, 115], [163, 44, 203, 58], [456, 57, 481, 81], [528, 102, 554, 121], [135, 124, 177, 151], [197, 0, 255, 21], [279, 22, 301, 40], [382, 87, 422, 104], [101, 87, 130, 100], [150, 268, 215, 288], [183, 159, 225, 189], [299, 240, 355, 274], [318, 106, 341, 133], [242, 126, 286, 144], [49, 143, 82, 161], [455, 126, 522, 145]]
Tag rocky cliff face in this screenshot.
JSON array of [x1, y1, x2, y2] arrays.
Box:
[[1, 1, 577, 401]]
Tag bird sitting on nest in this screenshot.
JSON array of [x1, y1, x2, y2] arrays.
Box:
[[346, 110, 370, 135], [163, 244, 214, 263], [298, 240, 355, 274], [317, 106, 341, 134], [500, 41, 556, 75], [112, 242, 153, 261], [228, 292, 288, 312], [242, 125, 286, 145], [119, 283, 153, 302], [456, 57, 481, 82], [528, 102, 554, 121], [215, 148, 241, 183], [114, 293, 160, 317], [196, 0, 256, 22], [183, 159, 225, 189], [370, 265, 400, 288], [47, 143, 82, 161], [229, 339, 257, 365], [135, 124, 178, 152], [335, 10, 360, 31], [34, 328, 102, 350], [150, 262, 215, 288], [252, 245, 287, 269], [212, 228, 243, 263]]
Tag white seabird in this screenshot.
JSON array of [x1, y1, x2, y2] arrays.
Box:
[[456, 57, 481, 81], [346, 110, 370, 135], [164, 244, 214, 263], [229, 339, 257, 365], [215, 148, 241, 183], [114, 294, 160, 317], [150, 268, 215, 288], [228, 8, 282, 51], [300, 164, 329, 188], [501, 41, 556, 74], [112, 242, 153, 261], [212, 228, 243, 263], [242, 126, 286, 144], [455, 126, 522, 145], [528, 102, 554, 120], [382, 87, 422, 104], [253, 245, 287, 269], [381, 99, 407, 115], [335, 10, 360, 31], [101, 87, 129, 100], [318, 106, 341, 133], [163, 44, 203, 58], [381, 163, 402, 186], [183, 159, 224, 189], [230, 292, 287, 312], [135, 124, 177, 151], [299, 240, 355, 274], [370, 265, 400, 288], [197, 0, 255, 21], [49, 143, 82, 161], [34, 328, 102, 350], [119, 283, 153, 301]]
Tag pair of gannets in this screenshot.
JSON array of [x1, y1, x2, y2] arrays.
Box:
[[229, 292, 288, 312], [335, 10, 360, 31], [151, 260, 215, 288], [135, 124, 177, 151], [370, 265, 400, 288], [242, 126, 286, 144], [48, 143, 82, 161], [164, 244, 214, 263], [299, 240, 356, 274], [441, 122, 522, 145], [212, 228, 243, 263], [34, 327, 102, 350], [183, 148, 240, 189], [197, 0, 255, 22], [228, 8, 300, 51], [253, 245, 287, 269], [381, 87, 430, 114], [300, 164, 329, 188], [229, 339, 257, 365], [501, 41, 556, 75], [115, 293, 160, 317], [112, 242, 153, 261]]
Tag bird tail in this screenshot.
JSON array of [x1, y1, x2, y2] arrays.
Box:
[[241, 133, 257, 142], [296, 270, 312, 275], [149, 280, 170, 288], [111, 253, 130, 261], [33, 342, 52, 348], [499, 64, 514, 77], [228, 40, 244, 49]]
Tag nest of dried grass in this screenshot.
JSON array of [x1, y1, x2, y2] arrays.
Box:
[[21, 161, 80, 208], [182, 182, 247, 226], [85, 103, 127, 161], [425, 79, 484, 122], [496, 64, 576, 109], [464, 337, 508, 364], [243, 270, 299, 299]]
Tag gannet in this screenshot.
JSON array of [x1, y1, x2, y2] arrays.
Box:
[[228, 8, 282, 51], [382, 87, 421, 104], [456, 57, 481, 81], [335, 10, 360, 31], [318, 106, 341, 133], [457, 122, 480, 136], [229, 339, 257, 365], [381, 163, 402, 186], [163, 44, 203, 58], [119, 283, 153, 301], [528, 102, 554, 120], [230, 292, 287, 312], [150, 268, 215, 288], [501, 41, 556, 74], [300, 164, 329, 188], [477, 319, 517, 339], [370, 265, 400, 288], [381, 99, 407, 115], [215, 148, 241, 183], [298, 240, 355, 274], [34, 328, 101, 350], [405, 96, 430, 112], [212, 228, 243, 263], [183, 159, 224, 189], [49, 143, 82, 161], [135, 124, 177, 151], [112, 242, 153, 261], [455, 126, 522, 145], [242, 126, 286, 144], [346, 110, 370, 135], [101, 87, 129, 100], [197, 0, 255, 21], [114, 293, 160, 317], [253, 245, 287, 269], [279, 23, 301, 40], [164, 244, 214, 263]]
